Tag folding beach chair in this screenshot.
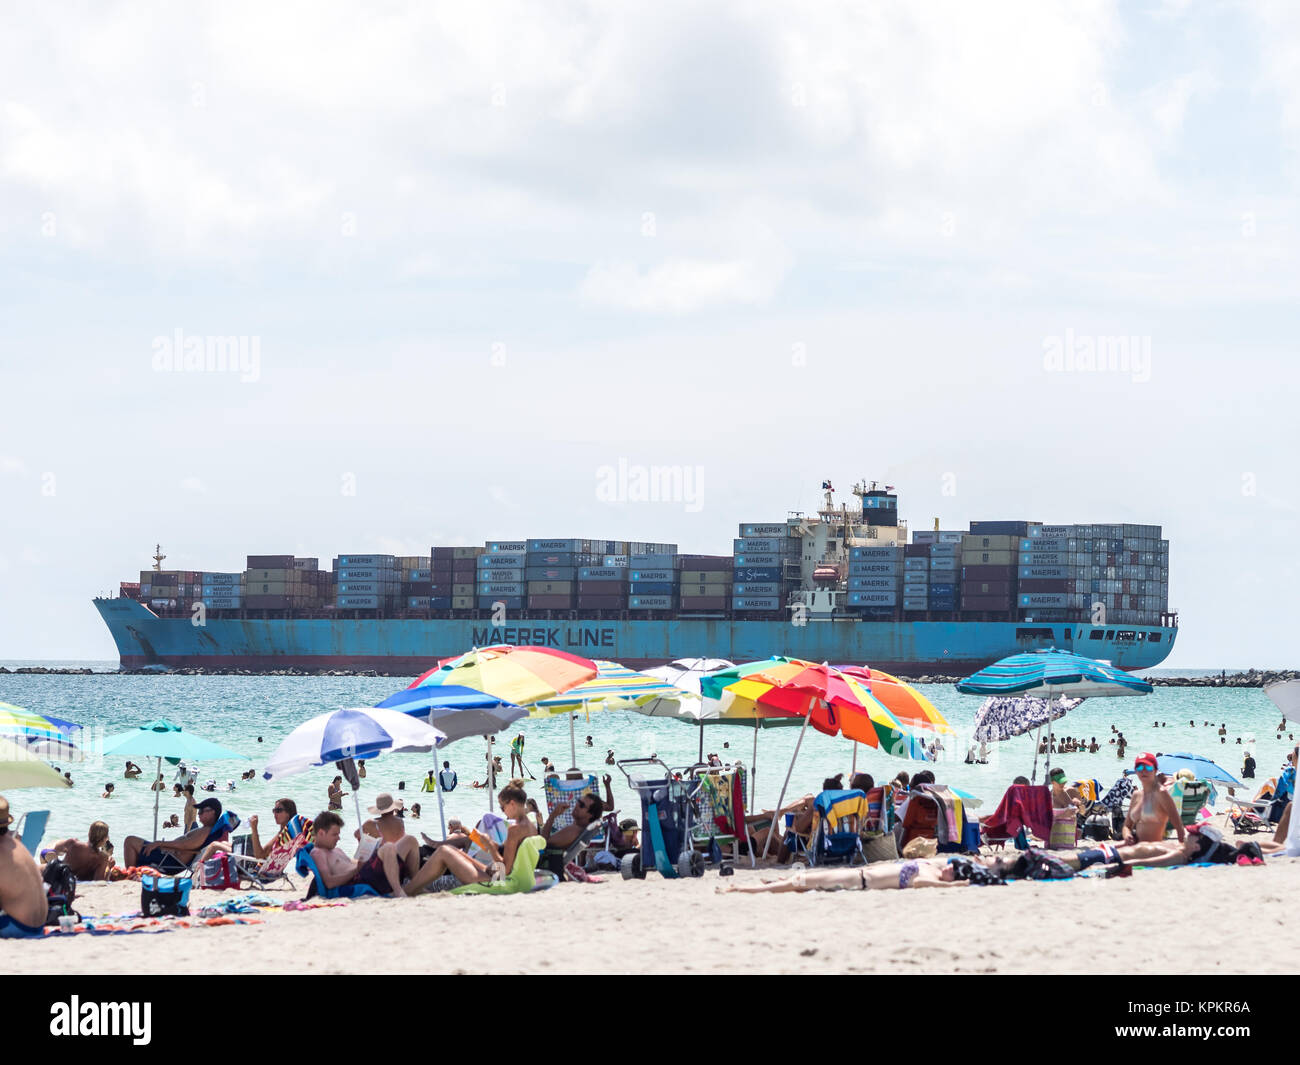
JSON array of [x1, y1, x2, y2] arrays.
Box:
[[232, 816, 313, 889], [15, 810, 49, 856], [808, 789, 866, 867], [543, 774, 605, 847], [1171, 778, 1213, 827], [691, 766, 753, 868], [294, 843, 381, 900]]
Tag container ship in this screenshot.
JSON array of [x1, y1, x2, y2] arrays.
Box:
[[94, 481, 1177, 673]]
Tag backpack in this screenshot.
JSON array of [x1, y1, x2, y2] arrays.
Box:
[[1011, 845, 1075, 880], [42, 858, 80, 926], [197, 851, 242, 890]]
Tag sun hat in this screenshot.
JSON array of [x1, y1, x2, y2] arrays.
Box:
[[1134, 752, 1158, 771], [368, 793, 405, 817]]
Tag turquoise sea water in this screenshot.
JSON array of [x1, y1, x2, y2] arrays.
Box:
[[2, 666, 1295, 847]]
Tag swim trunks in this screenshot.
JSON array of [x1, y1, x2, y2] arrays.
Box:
[[898, 859, 920, 889], [353, 850, 394, 895], [1076, 844, 1121, 869], [425, 873, 461, 894], [0, 912, 45, 938], [136, 847, 189, 875]]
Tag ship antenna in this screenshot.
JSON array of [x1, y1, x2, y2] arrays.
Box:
[[152, 543, 166, 572]]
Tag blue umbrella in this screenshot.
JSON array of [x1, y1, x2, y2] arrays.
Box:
[[375, 684, 529, 834], [956, 649, 1153, 698], [1136, 752, 1243, 788]]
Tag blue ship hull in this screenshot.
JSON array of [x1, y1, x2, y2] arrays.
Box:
[[94, 597, 1176, 673]]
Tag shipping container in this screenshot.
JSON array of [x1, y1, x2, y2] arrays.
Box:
[[476, 582, 525, 596], [911, 532, 938, 545], [528, 539, 593, 553], [677, 595, 729, 610], [961, 534, 1018, 550], [1018, 552, 1068, 566], [337, 555, 395, 567], [478, 554, 527, 568], [485, 541, 528, 553], [629, 597, 676, 609], [527, 581, 575, 595], [201, 572, 243, 585], [524, 566, 578, 581], [928, 582, 957, 595], [679, 570, 730, 585], [628, 569, 675, 583], [903, 598, 929, 611], [732, 596, 782, 610], [407, 597, 431, 609], [849, 546, 902, 560], [929, 542, 960, 556], [527, 595, 574, 609], [473, 567, 523, 582], [676, 555, 733, 572], [452, 547, 483, 560], [904, 558, 930, 570], [247, 555, 295, 568], [732, 566, 782, 582], [1018, 564, 1070, 580], [1019, 538, 1069, 553], [1018, 579, 1069, 593], [847, 561, 900, 576], [629, 582, 676, 595], [732, 583, 781, 596], [960, 596, 1014, 611], [1019, 593, 1069, 608], [739, 524, 789, 537], [847, 577, 898, 591], [477, 596, 523, 609], [847, 591, 897, 606], [733, 553, 783, 568], [968, 522, 1030, 537], [938, 531, 964, 544], [452, 596, 475, 610], [629, 553, 678, 568], [578, 581, 630, 594], [961, 580, 1013, 596], [575, 594, 627, 609], [452, 583, 475, 597], [602, 555, 629, 567], [577, 568, 628, 581]]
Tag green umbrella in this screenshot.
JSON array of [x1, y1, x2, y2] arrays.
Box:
[[0, 736, 73, 790], [100, 718, 248, 837]]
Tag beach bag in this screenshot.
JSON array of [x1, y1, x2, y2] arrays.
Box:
[[42, 859, 80, 926], [860, 830, 899, 863], [1013, 846, 1075, 880], [1081, 809, 1112, 841], [197, 851, 241, 890], [141, 873, 192, 916], [1049, 807, 1077, 850]]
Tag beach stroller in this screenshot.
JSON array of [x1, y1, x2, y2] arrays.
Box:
[[616, 757, 705, 880]]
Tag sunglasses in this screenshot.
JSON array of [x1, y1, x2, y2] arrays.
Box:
[[272, 806, 287, 814]]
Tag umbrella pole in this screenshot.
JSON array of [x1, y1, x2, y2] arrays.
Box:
[[154, 755, 161, 838], [699, 722, 704, 764], [751, 719, 758, 811], [761, 704, 814, 862], [352, 786, 364, 843], [569, 706, 578, 770], [1031, 725, 1041, 784], [486, 735, 495, 811], [851, 741, 858, 776]]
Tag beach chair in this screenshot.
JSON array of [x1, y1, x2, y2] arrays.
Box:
[[14, 810, 49, 856], [294, 843, 381, 900], [544, 774, 605, 847], [451, 835, 554, 895], [1172, 778, 1213, 827], [808, 789, 867, 866], [232, 816, 313, 889], [691, 766, 753, 868]]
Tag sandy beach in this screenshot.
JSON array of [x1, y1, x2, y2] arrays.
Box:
[[8, 825, 1296, 975]]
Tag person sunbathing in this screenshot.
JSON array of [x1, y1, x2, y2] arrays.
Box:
[[1123, 753, 1185, 844], [0, 797, 48, 938], [719, 857, 968, 893], [123, 797, 226, 873], [247, 797, 305, 860], [404, 780, 537, 895], [46, 821, 114, 881], [1071, 824, 1287, 872], [307, 811, 409, 897]]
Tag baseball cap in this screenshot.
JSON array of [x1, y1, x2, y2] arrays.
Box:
[[1134, 752, 1158, 771], [195, 797, 223, 816]]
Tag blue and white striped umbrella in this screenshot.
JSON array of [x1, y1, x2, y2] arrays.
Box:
[[262, 707, 445, 782], [973, 695, 1083, 743], [375, 684, 528, 742], [957, 649, 1152, 699]]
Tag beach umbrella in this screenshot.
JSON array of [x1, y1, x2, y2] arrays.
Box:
[[835, 669, 954, 733], [262, 707, 445, 838], [1141, 752, 1243, 789], [407, 645, 598, 706], [374, 684, 528, 835], [972, 694, 1083, 783], [531, 660, 686, 768], [1264, 679, 1300, 721], [644, 658, 735, 694], [956, 648, 1153, 699], [0, 736, 73, 790], [101, 718, 248, 838], [0, 702, 83, 746]]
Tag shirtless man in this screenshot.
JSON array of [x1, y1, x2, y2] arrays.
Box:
[[123, 797, 225, 872], [308, 810, 411, 897], [0, 796, 48, 937], [720, 857, 968, 893], [1123, 753, 1184, 845], [363, 794, 420, 889], [46, 821, 113, 881]]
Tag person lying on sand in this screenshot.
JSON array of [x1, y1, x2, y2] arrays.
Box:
[[1070, 824, 1287, 873], [0, 796, 49, 937], [719, 857, 968, 893], [46, 821, 114, 882], [403, 780, 537, 895]]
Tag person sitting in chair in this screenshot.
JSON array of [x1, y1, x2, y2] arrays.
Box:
[[0, 797, 49, 938], [123, 798, 228, 873], [537, 791, 605, 874]]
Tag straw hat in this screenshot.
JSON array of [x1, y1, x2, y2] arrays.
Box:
[[368, 793, 404, 817], [901, 837, 937, 859]]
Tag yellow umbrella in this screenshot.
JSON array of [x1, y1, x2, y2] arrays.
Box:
[[0, 736, 73, 790]]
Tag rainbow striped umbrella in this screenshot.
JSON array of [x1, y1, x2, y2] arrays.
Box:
[[836, 667, 954, 733], [407, 646, 598, 706], [0, 702, 82, 744], [530, 661, 684, 716]]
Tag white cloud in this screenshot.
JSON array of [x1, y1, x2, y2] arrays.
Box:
[[0, 456, 27, 477], [180, 477, 207, 494], [579, 258, 781, 313]]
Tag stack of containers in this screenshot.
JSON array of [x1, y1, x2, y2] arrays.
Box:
[[333, 555, 400, 611], [201, 570, 244, 610], [678, 555, 732, 611], [629, 543, 678, 612], [246, 555, 317, 609], [443, 547, 482, 610], [902, 545, 929, 612], [119, 582, 142, 600], [399, 555, 435, 610], [141, 568, 175, 608], [733, 524, 794, 612], [928, 531, 963, 612], [1017, 526, 1070, 618], [846, 544, 902, 612], [477, 541, 526, 611], [578, 543, 629, 611], [960, 534, 1017, 616], [525, 539, 605, 610], [291, 558, 333, 607]]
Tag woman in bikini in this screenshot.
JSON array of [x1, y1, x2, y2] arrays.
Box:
[[1123, 753, 1185, 844], [719, 858, 969, 893]]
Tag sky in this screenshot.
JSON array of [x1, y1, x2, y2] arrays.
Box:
[[1, 1, 1298, 667]]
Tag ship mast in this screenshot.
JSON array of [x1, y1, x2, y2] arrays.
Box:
[[152, 544, 166, 572]]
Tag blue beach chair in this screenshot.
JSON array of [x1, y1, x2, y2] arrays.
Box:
[[16, 810, 50, 856], [808, 789, 866, 866], [295, 843, 381, 900]]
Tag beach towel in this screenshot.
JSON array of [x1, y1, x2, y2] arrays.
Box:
[[923, 785, 961, 843], [451, 836, 548, 895], [984, 784, 1053, 844]]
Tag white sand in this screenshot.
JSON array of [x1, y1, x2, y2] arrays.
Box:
[[6, 836, 1297, 975]]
